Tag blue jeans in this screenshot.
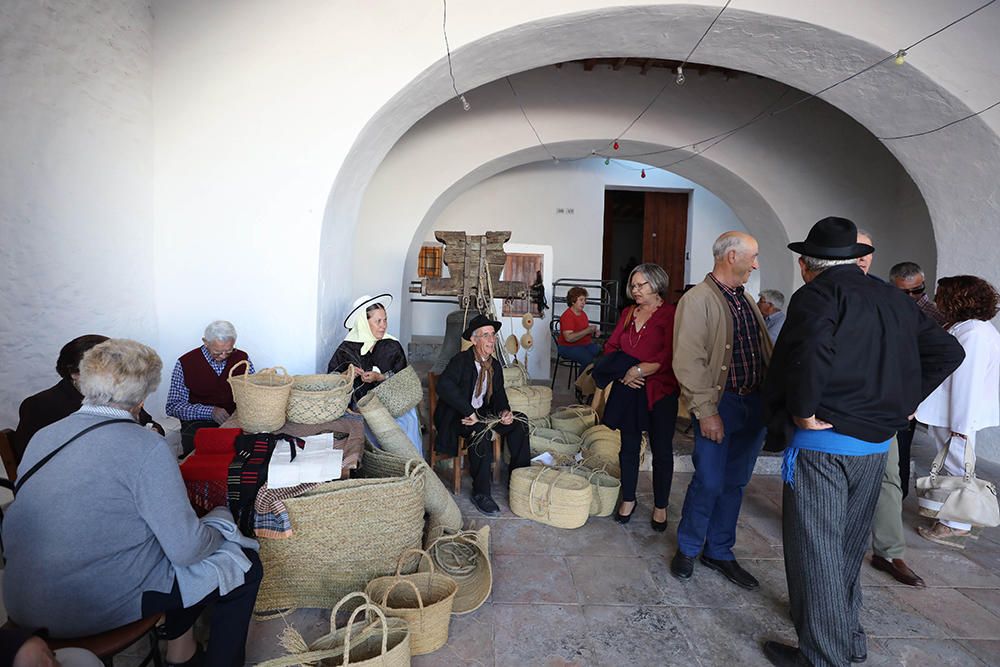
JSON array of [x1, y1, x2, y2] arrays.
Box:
[[557, 343, 601, 368], [676, 391, 765, 560]]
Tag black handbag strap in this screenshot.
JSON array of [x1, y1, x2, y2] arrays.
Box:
[[13, 419, 135, 494]]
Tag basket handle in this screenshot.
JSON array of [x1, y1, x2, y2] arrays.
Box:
[[270, 366, 289, 377], [342, 603, 390, 666], [394, 547, 436, 576], [329, 592, 373, 633], [228, 358, 250, 380], [527, 466, 565, 518], [379, 577, 426, 613]]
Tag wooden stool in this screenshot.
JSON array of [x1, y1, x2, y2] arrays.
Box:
[[427, 372, 502, 494], [5, 615, 164, 667]]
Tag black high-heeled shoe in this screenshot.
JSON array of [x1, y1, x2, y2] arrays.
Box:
[[614, 502, 636, 524], [650, 508, 668, 532]]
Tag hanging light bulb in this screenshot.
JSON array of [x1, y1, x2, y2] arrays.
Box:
[[552, 156, 560, 163], [613, 141, 619, 151], [460, 94, 471, 111], [893, 50, 907, 65], [641, 169, 647, 178], [604, 158, 610, 166], [675, 65, 686, 86]]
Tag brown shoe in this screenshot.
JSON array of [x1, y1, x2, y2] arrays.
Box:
[[871, 555, 926, 588]]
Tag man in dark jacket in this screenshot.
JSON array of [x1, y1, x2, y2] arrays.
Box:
[[761, 217, 964, 667], [434, 314, 530, 515]]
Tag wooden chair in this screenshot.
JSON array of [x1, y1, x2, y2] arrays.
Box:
[[0, 429, 19, 481], [427, 372, 501, 494], [4, 614, 165, 667]]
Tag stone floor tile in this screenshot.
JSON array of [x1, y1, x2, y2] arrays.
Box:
[[889, 587, 1000, 639], [646, 555, 763, 609], [413, 603, 495, 666], [745, 558, 790, 611], [901, 548, 1000, 589], [962, 536, 1000, 573], [491, 555, 578, 604], [739, 511, 785, 547], [879, 638, 988, 665], [958, 588, 1000, 619], [673, 607, 797, 666], [959, 639, 1000, 666], [491, 517, 637, 557], [858, 586, 946, 639], [739, 487, 782, 519], [493, 603, 594, 666], [565, 555, 666, 606], [733, 521, 784, 559], [582, 605, 695, 666]]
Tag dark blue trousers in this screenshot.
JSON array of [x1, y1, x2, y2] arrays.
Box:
[[557, 343, 602, 368], [676, 391, 765, 560]]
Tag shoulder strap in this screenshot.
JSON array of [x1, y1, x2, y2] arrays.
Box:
[[622, 305, 635, 328], [13, 419, 135, 494]]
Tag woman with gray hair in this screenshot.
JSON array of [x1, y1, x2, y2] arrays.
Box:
[[3, 339, 262, 667]]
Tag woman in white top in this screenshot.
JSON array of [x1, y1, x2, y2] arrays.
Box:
[[915, 275, 1000, 548]]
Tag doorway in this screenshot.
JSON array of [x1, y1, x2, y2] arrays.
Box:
[[602, 189, 689, 304]]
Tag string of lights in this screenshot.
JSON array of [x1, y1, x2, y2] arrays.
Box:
[[442, 0, 470, 111]]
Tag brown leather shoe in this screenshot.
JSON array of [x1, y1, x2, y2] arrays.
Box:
[[871, 555, 926, 588]]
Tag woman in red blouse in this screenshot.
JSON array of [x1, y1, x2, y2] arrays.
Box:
[[557, 286, 602, 368], [602, 263, 679, 530]]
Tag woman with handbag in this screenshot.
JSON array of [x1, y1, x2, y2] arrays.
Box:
[[915, 275, 1000, 548], [598, 263, 679, 529]]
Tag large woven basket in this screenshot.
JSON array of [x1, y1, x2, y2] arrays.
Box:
[[506, 385, 552, 421], [570, 465, 621, 517], [228, 360, 294, 433], [374, 365, 423, 418], [255, 462, 425, 613], [529, 426, 583, 459], [421, 526, 492, 614], [366, 549, 458, 656], [285, 366, 353, 425], [509, 466, 592, 529], [580, 425, 622, 479], [502, 363, 529, 389], [550, 404, 598, 436], [258, 593, 411, 667]]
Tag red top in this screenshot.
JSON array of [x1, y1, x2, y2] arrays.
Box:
[[604, 303, 679, 409], [558, 308, 593, 346]]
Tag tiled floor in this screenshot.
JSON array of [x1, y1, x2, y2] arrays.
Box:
[[239, 436, 1000, 667]]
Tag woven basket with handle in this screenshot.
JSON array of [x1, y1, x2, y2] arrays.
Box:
[[421, 525, 492, 614], [373, 365, 423, 418], [227, 360, 294, 433], [286, 366, 354, 425], [528, 426, 583, 459], [506, 385, 552, 421], [570, 465, 621, 517], [549, 404, 599, 436], [509, 465, 592, 529]]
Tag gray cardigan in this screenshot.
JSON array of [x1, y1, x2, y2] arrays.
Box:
[[2, 407, 224, 637]]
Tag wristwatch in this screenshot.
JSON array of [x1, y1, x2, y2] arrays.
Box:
[[633, 365, 643, 377]]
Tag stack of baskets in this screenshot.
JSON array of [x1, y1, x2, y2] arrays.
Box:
[[569, 465, 621, 517], [509, 465, 592, 529], [579, 424, 622, 478], [549, 404, 598, 436], [528, 426, 582, 460], [227, 360, 295, 433], [507, 385, 553, 421], [285, 366, 354, 425]]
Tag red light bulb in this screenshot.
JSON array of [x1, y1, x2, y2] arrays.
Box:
[[613, 141, 619, 151], [641, 169, 646, 178]]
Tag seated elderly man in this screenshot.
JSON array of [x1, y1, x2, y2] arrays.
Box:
[[756, 289, 787, 343], [434, 314, 531, 515], [14, 334, 163, 461], [3, 339, 262, 667], [166, 320, 254, 455]]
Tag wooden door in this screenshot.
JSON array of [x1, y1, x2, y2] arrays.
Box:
[[643, 192, 689, 303]]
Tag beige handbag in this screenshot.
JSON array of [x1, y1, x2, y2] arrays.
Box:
[[916, 435, 1000, 528]]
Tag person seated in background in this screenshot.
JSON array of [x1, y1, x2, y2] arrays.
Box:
[[756, 289, 787, 342], [166, 320, 254, 455], [433, 314, 531, 515], [13, 334, 162, 461], [327, 293, 421, 453], [557, 286, 602, 368], [3, 339, 262, 667]]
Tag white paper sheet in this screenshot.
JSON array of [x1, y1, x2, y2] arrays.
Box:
[[267, 434, 343, 489]]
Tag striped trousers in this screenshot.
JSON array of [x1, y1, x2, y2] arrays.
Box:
[[782, 449, 887, 667]]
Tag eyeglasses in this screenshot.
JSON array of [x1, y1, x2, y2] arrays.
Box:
[[901, 284, 926, 295], [630, 281, 650, 292], [474, 332, 497, 340]]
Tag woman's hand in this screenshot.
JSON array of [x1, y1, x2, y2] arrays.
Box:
[[793, 415, 833, 430], [622, 366, 645, 388], [360, 370, 384, 384], [461, 413, 479, 426]]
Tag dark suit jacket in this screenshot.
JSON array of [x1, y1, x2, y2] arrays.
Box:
[[763, 264, 964, 446], [433, 348, 511, 456]]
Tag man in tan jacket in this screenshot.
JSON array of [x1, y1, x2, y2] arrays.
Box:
[[671, 232, 773, 590]]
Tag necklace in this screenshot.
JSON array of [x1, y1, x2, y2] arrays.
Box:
[[626, 301, 661, 347]]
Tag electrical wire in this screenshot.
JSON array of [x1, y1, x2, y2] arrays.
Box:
[[878, 99, 1000, 140], [505, 77, 557, 160], [442, 0, 468, 108], [680, 0, 733, 69]]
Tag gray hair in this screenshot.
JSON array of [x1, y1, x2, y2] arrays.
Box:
[[857, 228, 875, 247], [712, 234, 749, 260], [79, 339, 162, 410], [759, 289, 785, 310], [800, 255, 858, 273], [889, 261, 924, 281], [203, 320, 237, 343], [628, 263, 671, 301]]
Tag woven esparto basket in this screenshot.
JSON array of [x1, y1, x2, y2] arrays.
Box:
[[570, 465, 621, 517], [550, 404, 598, 436], [254, 461, 425, 613], [285, 366, 353, 425], [528, 415, 551, 430], [366, 549, 458, 656], [580, 425, 622, 479], [374, 364, 423, 418], [501, 363, 529, 389], [506, 385, 552, 421], [422, 526, 492, 614], [509, 466, 592, 529], [528, 426, 583, 459], [257, 593, 411, 667], [227, 360, 294, 433]]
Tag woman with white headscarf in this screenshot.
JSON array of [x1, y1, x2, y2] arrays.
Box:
[[327, 294, 422, 453]]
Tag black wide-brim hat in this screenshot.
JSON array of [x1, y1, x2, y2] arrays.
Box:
[[462, 314, 502, 341], [787, 216, 874, 260]]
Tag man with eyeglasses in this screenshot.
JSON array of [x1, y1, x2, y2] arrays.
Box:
[[890, 261, 946, 327], [166, 320, 254, 455], [433, 314, 531, 514]]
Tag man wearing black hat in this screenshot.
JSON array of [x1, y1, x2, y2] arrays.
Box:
[[433, 314, 531, 514], [761, 217, 964, 667]]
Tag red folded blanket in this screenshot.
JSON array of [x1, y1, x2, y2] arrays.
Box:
[[180, 428, 240, 482]]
